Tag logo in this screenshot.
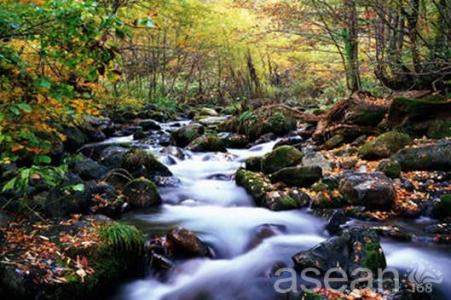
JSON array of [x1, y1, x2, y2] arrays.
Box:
[[407, 260, 443, 293]]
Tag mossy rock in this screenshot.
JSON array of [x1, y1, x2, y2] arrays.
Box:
[[387, 96, 451, 129], [222, 134, 249, 149], [186, 134, 226, 152], [432, 194, 451, 219], [270, 166, 322, 187], [171, 123, 205, 147], [377, 159, 402, 178], [123, 177, 161, 208], [391, 140, 451, 171], [312, 191, 348, 209], [267, 111, 297, 136], [122, 148, 172, 178], [359, 131, 411, 160], [261, 146, 304, 174], [264, 189, 311, 211], [220, 110, 296, 141], [426, 119, 451, 139], [235, 168, 272, 204], [323, 134, 344, 150], [245, 156, 263, 172]]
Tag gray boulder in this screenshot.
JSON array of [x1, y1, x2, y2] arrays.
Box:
[[391, 140, 451, 171], [339, 172, 396, 209]]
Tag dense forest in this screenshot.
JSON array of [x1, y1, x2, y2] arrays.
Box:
[[0, 1, 450, 300]]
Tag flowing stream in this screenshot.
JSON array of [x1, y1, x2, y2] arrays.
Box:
[[109, 121, 451, 300]]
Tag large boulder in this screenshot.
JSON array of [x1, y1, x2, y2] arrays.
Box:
[[171, 123, 204, 147], [391, 140, 451, 171], [123, 178, 161, 208], [99, 146, 129, 169], [261, 146, 304, 174], [302, 150, 333, 171], [63, 126, 87, 151], [292, 228, 386, 277], [166, 226, 211, 258], [359, 131, 411, 160], [122, 148, 172, 178], [339, 172, 396, 209], [186, 134, 227, 152], [72, 158, 108, 180], [270, 166, 322, 187], [34, 173, 89, 218]]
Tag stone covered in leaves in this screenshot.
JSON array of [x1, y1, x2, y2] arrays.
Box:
[[0, 216, 144, 299], [261, 145, 303, 174], [359, 131, 411, 160]]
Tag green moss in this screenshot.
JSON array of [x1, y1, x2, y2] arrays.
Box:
[[426, 120, 451, 139], [377, 159, 401, 178], [313, 191, 348, 209], [359, 131, 411, 159], [245, 156, 262, 172], [353, 110, 386, 126], [270, 166, 322, 187], [433, 194, 451, 219], [324, 134, 344, 149], [99, 223, 144, 253], [187, 134, 226, 152], [304, 292, 323, 300], [171, 124, 204, 147], [362, 241, 386, 273], [236, 168, 272, 203], [262, 145, 304, 174], [311, 181, 328, 192], [122, 148, 171, 176], [268, 111, 296, 135]]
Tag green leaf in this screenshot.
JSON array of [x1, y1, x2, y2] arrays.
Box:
[[137, 17, 154, 28], [17, 103, 32, 113], [71, 183, 85, 192], [34, 155, 51, 164], [2, 177, 17, 192], [9, 106, 20, 116], [35, 77, 51, 89]]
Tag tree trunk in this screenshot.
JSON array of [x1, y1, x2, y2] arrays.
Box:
[[344, 0, 361, 92]]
